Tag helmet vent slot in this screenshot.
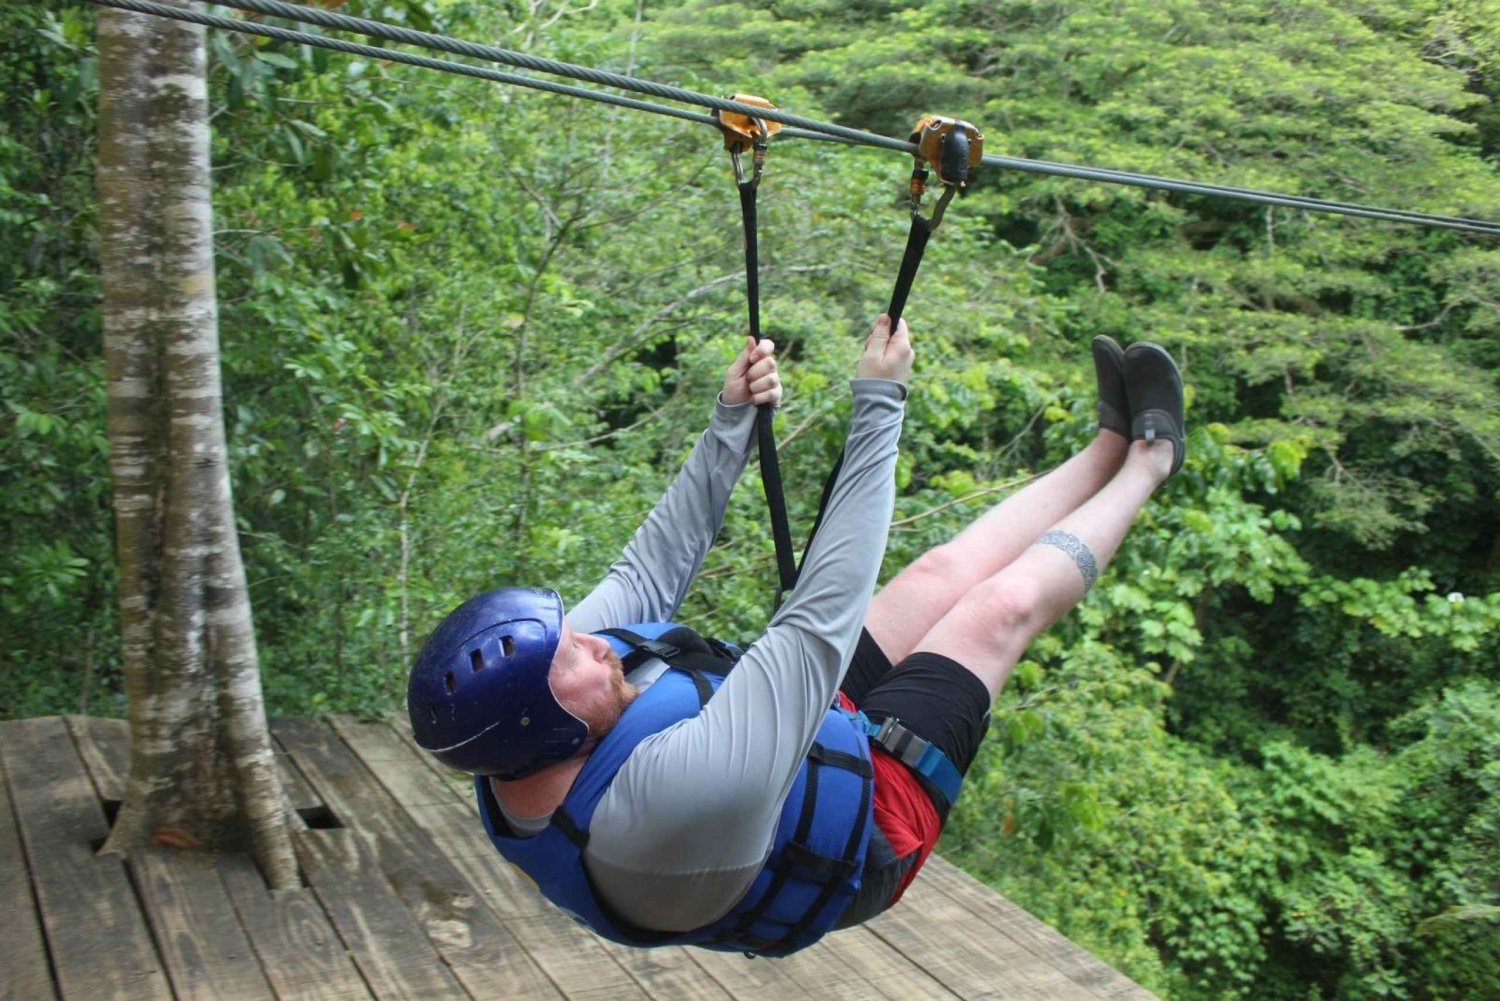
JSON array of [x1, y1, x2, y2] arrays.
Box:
[[501, 635, 516, 657], [426, 702, 438, 725], [444, 670, 457, 693], [469, 649, 484, 672]]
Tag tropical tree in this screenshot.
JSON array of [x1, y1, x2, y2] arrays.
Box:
[[95, 3, 294, 888]]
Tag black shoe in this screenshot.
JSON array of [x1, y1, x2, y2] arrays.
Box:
[[1123, 341, 1185, 476], [1091, 335, 1129, 437]]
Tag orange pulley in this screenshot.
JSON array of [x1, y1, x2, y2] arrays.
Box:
[[884, 114, 985, 326], [905, 116, 985, 226], [714, 93, 782, 186]]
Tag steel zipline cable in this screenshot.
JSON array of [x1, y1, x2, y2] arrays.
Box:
[[89, 0, 1500, 237]]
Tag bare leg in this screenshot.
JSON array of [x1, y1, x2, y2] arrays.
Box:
[[909, 439, 1171, 699], [866, 429, 1129, 664]]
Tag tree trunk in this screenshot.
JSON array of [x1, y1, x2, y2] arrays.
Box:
[[97, 4, 296, 889]]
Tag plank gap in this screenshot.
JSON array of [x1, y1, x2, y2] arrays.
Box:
[[88, 799, 122, 853], [298, 802, 344, 830], [116, 835, 176, 996]]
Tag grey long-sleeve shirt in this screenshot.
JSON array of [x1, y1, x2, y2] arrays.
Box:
[[490, 379, 907, 931]]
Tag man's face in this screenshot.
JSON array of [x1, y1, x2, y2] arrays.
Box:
[[548, 621, 637, 739]]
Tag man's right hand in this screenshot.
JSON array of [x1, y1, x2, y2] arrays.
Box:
[[856, 314, 914, 385]]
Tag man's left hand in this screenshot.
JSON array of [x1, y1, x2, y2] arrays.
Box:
[[722, 337, 782, 408]]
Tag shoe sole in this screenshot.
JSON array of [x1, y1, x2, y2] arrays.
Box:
[[1091, 335, 1129, 437], [1123, 342, 1185, 476]]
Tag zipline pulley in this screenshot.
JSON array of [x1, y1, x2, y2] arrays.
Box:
[[715, 94, 782, 188], [885, 115, 984, 326], [905, 116, 984, 232], [888, 115, 984, 322]]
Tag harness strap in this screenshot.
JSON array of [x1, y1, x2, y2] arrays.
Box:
[[780, 841, 859, 882], [552, 807, 590, 849], [596, 627, 728, 704], [724, 742, 822, 944], [852, 711, 964, 814], [779, 740, 873, 945]]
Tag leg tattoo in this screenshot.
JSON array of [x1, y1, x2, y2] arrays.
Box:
[[1037, 531, 1099, 590]]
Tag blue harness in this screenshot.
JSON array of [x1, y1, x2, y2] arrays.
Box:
[[476, 623, 876, 957]]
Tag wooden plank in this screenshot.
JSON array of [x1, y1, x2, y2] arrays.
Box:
[[129, 847, 277, 1001], [819, 925, 964, 1000], [334, 715, 746, 1001], [511, 906, 661, 1001], [865, 866, 1099, 1000], [917, 858, 1157, 1000], [0, 717, 171, 1001], [328, 715, 581, 916], [341, 716, 756, 1000], [593, 940, 735, 1001], [64, 715, 129, 804], [325, 716, 564, 926], [64, 715, 324, 817], [690, 944, 876, 1001], [218, 853, 373, 1001], [0, 744, 58, 1001], [274, 717, 566, 1000], [274, 746, 326, 817], [296, 828, 468, 1000]]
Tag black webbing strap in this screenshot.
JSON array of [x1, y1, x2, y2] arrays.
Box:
[[805, 742, 874, 779], [771, 119, 975, 597], [737, 179, 799, 603], [793, 210, 933, 579], [595, 627, 730, 703], [885, 216, 935, 331], [596, 627, 685, 676], [551, 807, 589, 849]]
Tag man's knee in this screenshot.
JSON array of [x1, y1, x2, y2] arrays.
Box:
[[898, 543, 970, 592], [955, 572, 1047, 643]]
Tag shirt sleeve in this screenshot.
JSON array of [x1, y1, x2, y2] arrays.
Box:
[[568, 396, 760, 632], [585, 379, 907, 932]]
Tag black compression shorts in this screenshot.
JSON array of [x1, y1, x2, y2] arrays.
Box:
[[841, 628, 992, 812]]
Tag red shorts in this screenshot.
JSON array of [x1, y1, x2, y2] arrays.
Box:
[[869, 746, 942, 904], [835, 692, 942, 906]]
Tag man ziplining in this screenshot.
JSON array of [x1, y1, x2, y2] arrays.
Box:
[[408, 315, 1186, 955]]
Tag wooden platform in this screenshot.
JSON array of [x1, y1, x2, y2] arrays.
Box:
[[1, 715, 1156, 1000]]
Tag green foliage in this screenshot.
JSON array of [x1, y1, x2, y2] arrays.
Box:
[[4, 0, 1499, 996], [1230, 682, 1500, 999], [0, 2, 116, 717]]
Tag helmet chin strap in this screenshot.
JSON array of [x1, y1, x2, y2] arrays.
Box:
[[546, 666, 593, 724]]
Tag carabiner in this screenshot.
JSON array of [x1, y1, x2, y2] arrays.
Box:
[[714, 93, 782, 188]]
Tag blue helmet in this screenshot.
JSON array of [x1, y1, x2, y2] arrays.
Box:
[[407, 587, 587, 779]]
